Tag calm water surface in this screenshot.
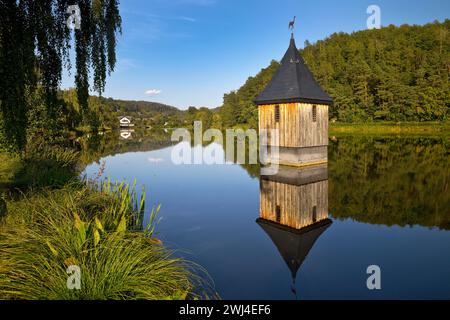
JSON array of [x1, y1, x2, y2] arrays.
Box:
[[83, 133, 450, 300]]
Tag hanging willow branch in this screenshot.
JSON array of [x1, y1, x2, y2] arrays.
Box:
[[0, 0, 122, 151]]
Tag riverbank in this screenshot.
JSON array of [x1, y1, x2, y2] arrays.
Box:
[[330, 121, 450, 136], [0, 146, 204, 300], [228, 121, 449, 136]]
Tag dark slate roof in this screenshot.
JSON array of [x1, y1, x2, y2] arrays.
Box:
[[257, 218, 332, 280], [254, 34, 333, 105]]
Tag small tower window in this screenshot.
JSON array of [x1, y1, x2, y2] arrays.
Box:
[[276, 205, 281, 223], [312, 206, 317, 223], [275, 105, 280, 123], [312, 105, 317, 122]]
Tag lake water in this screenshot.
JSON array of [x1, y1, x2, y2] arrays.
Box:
[[83, 132, 450, 300]]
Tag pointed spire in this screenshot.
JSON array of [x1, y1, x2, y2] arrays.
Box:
[[254, 34, 333, 105], [256, 218, 332, 284]]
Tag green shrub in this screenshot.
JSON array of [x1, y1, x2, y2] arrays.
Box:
[[12, 143, 79, 189]]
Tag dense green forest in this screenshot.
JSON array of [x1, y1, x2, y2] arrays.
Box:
[[100, 97, 180, 115], [220, 20, 450, 127]]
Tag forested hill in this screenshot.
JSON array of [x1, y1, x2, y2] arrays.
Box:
[[100, 97, 181, 116], [57, 88, 224, 131], [220, 20, 450, 127], [56, 89, 185, 132]]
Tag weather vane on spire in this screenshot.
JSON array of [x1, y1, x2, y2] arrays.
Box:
[[288, 16, 296, 31]]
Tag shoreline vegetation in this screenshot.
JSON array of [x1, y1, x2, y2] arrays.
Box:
[[329, 121, 450, 135], [0, 144, 211, 300], [227, 121, 450, 136]]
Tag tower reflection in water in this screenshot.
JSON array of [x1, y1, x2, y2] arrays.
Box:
[[257, 164, 332, 299]]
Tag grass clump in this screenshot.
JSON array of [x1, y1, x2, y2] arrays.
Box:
[[0, 144, 211, 300], [0, 143, 79, 191], [0, 183, 200, 300], [16, 143, 79, 189]]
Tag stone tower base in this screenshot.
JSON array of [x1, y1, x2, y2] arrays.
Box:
[[267, 146, 328, 167]]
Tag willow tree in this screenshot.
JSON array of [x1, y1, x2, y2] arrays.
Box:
[[0, 0, 122, 151]]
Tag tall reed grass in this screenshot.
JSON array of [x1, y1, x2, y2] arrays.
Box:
[[0, 141, 213, 300], [0, 180, 208, 300], [11, 143, 79, 189]]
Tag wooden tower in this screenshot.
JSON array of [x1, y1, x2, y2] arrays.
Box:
[[257, 165, 332, 294], [255, 34, 332, 167]]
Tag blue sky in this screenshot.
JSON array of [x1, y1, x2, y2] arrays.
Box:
[[62, 0, 450, 109]]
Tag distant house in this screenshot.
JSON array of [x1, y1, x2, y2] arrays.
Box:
[[119, 116, 135, 128]]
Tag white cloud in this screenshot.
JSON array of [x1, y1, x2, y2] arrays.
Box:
[[145, 89, 162, 96]]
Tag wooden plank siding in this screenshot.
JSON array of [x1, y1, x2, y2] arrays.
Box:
[[259, 103, 328, 148], [260, 179, 329, 230]]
